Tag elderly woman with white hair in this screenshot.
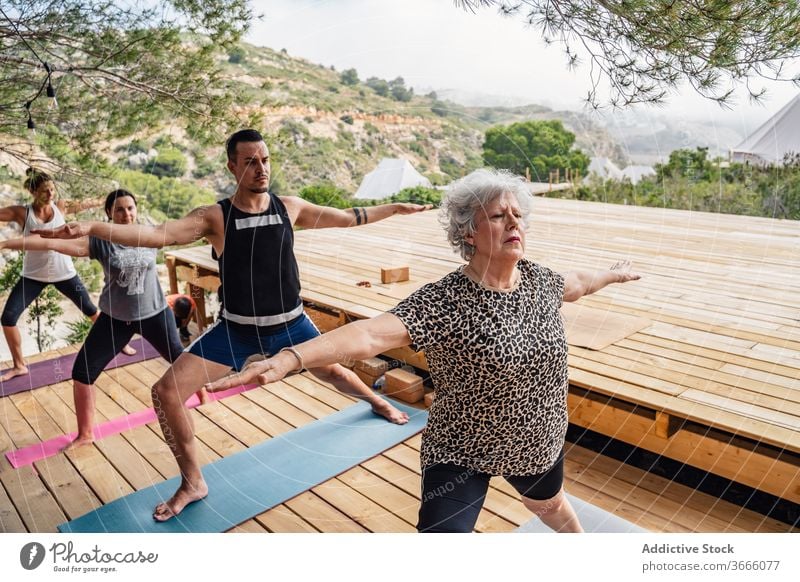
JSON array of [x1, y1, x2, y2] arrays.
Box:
[[207, 168, 641, 533]]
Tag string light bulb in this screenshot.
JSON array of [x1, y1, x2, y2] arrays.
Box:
[[24, 101, 35, 131], [44, 62, 55, 99]]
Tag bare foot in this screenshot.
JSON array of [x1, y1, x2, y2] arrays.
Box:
[[62, 434, 94, 451], [0, 366, 28, 382], [153, 479, 209, 522], [195, 386, 209, 405], [370, 398, 409, 424], [122, 344, 137, 356]]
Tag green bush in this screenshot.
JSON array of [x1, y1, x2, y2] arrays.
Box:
[[388, 186, 442, 206], [431, 101, 449, 117], [299, 183, 352, 209], [115, 169, 215, 219], [74, 258, 103, 293], [439, 155, 464, 179], [576, 156, 800, 220], [366, 77, 389, 97], [65, 317, 93, 345], [0, 253, 61, 351], [483, 120, 589, 179], [228, 46, 246, 64], [144, 147, 187, 178], [389, 77, 413, 102], [340, 68, 359, 86], [192, 150, 218, 179]]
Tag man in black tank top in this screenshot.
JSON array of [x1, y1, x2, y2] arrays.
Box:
[[37, 129, 431, 523]]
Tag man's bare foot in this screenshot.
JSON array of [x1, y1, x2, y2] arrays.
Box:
[[0, 365, 28, 382], [122, 344, 137, 356], [370, 398, 409, 424], [62, 434, 94, 451], [152, 479, 208, 522]]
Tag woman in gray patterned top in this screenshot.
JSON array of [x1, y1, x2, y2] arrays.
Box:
[[207, 168, 641, 533], [1, 190, 191, 448]]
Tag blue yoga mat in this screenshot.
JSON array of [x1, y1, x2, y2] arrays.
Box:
[[58, 400, 428, 533]]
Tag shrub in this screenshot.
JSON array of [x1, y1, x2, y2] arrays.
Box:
[[299, 183, 352, 209], [340, 68, 359, 86], [144, 147, 187, 178]]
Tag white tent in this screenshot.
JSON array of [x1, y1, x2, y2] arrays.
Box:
[[621, 165, 655, 184], [584, 157, 623, 182], [354, 158, 431, 200], [731, 94, 800, 165]]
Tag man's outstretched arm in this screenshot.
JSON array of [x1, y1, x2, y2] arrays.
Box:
[[285, 196, 432, 229]]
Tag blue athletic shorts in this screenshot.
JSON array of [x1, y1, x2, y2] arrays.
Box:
[[186, 313, 320, 371]]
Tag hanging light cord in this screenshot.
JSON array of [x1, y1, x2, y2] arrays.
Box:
[[1, 6, 56, 129]]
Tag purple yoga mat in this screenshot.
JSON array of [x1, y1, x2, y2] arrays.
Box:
[[0, 336, 162, 398]]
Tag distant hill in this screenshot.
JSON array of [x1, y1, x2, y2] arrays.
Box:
[[0, 42, 628, 203]]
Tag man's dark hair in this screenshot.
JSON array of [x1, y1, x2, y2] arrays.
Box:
[[172, 296, 193, 320], [104, 189, 137, 218], [226, 129, 264, 161]]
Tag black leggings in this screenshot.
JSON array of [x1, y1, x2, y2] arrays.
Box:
[[1, 275, 97, 326], [72, 308, 184, 385], [417, 452, 565, 533]]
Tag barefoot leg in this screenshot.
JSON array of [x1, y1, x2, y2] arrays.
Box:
[[0, 325, 28, 381], [151, 352, 231, 522], [309, 364, 409, 425], [69, 380, 96, 446]]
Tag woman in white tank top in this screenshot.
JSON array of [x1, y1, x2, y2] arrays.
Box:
[[0, 169, 105, 381]]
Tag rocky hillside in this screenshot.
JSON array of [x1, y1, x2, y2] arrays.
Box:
[[0, 42, 626, 204]]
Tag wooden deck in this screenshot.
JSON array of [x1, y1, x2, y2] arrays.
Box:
[[1, 196, 798, 533], [167, 197, 800, 508], [0, 350, 791, 533]]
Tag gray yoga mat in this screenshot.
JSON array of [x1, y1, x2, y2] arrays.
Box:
[[515, 493, 647, 533]]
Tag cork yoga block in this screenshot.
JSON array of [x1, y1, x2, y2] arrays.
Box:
[[354, 368, 381, 389], [354, 357, 388, 376], [384, 369, 424, 403], [381, 266, 409, 284]]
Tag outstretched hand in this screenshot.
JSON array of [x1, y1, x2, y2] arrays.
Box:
[[204, 355, 290, 393], [31, 222, 87, 239], [394, 203, 433, 214], [610, 260, 641, 283]]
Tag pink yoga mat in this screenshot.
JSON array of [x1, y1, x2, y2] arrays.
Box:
[[5, 383, 258, 468]]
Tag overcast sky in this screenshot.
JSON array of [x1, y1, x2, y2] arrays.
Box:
[[246, 0, 799, 136]]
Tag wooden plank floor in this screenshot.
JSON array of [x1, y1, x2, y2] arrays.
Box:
[[0, 358, 794, 533], [170, 199, 800, 451], [3, 197, 798, 532], [285, 199, 800, 499]]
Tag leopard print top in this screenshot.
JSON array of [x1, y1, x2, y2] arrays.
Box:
[[390, 259, 568, 475]]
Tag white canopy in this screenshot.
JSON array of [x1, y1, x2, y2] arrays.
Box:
[[621, 165, 655, 184], [354, 158, 431, 200], [585, 157, 623, 182], [731, 94, 800, 165]]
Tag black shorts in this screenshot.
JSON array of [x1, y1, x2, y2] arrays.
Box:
[[417, 451, 565, 533], [71, 308, 184, 385], [1, 275, 97, 326]]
